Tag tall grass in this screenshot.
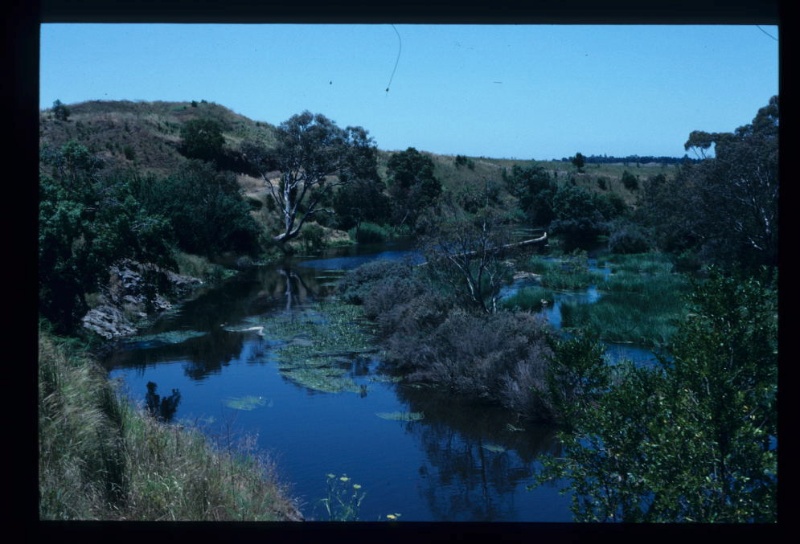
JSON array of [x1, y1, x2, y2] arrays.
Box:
[[560, 254, 689, 348], [38, 328, 302, 521], [522, 253, 603, 291], [348, 222, 391, 244], [500, 286, 554, 312]]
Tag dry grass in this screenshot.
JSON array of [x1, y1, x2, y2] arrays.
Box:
[[38, 327, 303, 521]]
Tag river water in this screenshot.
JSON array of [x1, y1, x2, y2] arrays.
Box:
[[102, 240, 652, 522]]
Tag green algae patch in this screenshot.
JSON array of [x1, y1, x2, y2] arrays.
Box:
[[224, 395, 267, 411], [127, 329, 207, 347], [375, 411, 425, 422], [262, 301, 378, 394]]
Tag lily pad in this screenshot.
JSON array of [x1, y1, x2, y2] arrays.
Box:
[[224, 395, 267, 411], [375, 411, 425, 422]]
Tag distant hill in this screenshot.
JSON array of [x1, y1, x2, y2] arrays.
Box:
[[40, 99, 677, 207]]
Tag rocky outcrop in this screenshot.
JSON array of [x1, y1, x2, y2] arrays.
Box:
[[82, 304, 138, 340], [82, 259, 203, 340]]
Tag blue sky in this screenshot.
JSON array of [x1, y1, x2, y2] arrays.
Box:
[[39, 24, 779, 160]]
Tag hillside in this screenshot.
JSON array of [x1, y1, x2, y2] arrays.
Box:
[[39, 100, 277, 187], [40, 99, 674, 208]]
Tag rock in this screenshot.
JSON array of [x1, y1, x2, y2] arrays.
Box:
[[82, 304, 138, 340], [82, 259, 203, 340]]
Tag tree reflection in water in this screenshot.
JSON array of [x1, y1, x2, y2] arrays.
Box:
[[395, 383, 562, 521]]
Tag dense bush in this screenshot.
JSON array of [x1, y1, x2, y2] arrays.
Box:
[[341, 261, 562, 420], [608, 222, 653, 254], [179, 118, 225, 162], [348, 222, 391, 244], [534, 268, 777, 522], [398, 310, 554, 417], [335, 259, 415, 305], [135, 160, 261, 258], [621, 170, 639, 191]]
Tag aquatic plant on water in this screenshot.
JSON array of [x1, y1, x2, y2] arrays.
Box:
[[223, 395, 267, 411], [375, 411, 425, 422], [319, 473, 367, 521], [258, 302, 378, 394]]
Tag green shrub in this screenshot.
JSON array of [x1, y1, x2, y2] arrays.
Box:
[[348, 222, 390, 244], [500, 286, 554, 312]]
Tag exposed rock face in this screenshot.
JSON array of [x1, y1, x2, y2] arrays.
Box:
[[82, 259, 203, 340], [82, 304, 138, 340]]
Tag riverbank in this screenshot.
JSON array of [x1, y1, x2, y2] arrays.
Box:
[[38, 326, 303, 521]]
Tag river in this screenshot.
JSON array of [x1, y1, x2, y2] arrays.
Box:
[[102, 240, 651, 522]]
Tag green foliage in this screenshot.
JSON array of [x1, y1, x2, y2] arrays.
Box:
[[571, 152, 586, 172], [179, 118, 225, 162], [39, 141, 177, 333], [386, 147, 442, 230], [503, 164, 557, 227], [135, 160, 261, 257], [550, 184, 608, 251], [545, 335, 610, 426], [348, 221, 391, 244], [560, 253, 687, 347], [53, 99, 71, 121], [523, 252, 601, 291], [299, 222, 326, 254], [607, 220, 652, 254], [454, 154, 475, 170], [499, 285, 554, 312], [642, 96, 778, 271], [248, 111, 379, 245], [621, 170, 639, 191], [533, 268, 777, 522]]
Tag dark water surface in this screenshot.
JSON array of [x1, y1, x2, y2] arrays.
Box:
[[104, 241, 649, 522]]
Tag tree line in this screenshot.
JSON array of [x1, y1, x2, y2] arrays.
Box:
[[40, 95, 778, 330]]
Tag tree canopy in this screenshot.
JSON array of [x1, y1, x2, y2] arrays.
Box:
[[386, 147, 442, 230], [642, 96, 778, 270]]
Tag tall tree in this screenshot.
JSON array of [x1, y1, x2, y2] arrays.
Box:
[[332, 126, 390, 232], [245, 111, 378, 246], [641, 96, 778, 270], [503, 164, 557, 227], [684, 95, 778, 269], [571, 152, 586, 172], [386, 147, 442, 230]]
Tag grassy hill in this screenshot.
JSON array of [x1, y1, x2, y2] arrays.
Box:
[[40, 99, 676, 211]]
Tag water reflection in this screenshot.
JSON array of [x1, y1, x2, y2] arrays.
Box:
[[395, 384, 563, 521]]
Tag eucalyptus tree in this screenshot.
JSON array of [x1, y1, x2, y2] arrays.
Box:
[[683, 95, 779, 269], [243, 111, 380, 247], [641, 96, 778, 270]]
